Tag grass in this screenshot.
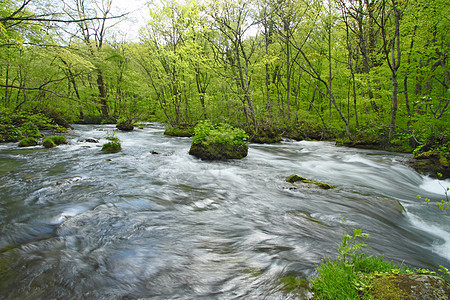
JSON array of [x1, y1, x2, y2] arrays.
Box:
[[280, 225, 450, 299]]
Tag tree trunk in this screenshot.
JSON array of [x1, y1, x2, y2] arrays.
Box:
[[96, 70, 109, 119]]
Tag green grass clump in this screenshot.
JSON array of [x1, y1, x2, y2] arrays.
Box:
[[280, 223, 450, 299], [43, 136, 67, 148], [101, 142, 121, 153], [18, 137, 38, 147]]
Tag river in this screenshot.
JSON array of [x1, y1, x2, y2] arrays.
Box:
[[0, 124, 449, 299]]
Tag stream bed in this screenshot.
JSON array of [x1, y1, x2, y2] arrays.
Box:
[[1, 124, 449, 299]]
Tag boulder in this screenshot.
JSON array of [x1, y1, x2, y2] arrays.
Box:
[[371, 273, 450, 299], [18, 137, 38, 147], [116, 120, 134, 131], [189, 142, 248, 160], [101, 142, 121, 153], [410, 150, 450, 179]]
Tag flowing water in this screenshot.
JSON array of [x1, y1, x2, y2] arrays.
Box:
[[0, 124, 449, 299]]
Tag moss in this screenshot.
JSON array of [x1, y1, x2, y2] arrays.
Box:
[[189, 142, 248, 160], [280, 274, 311, 295], [18, 137, 38, 147], [286, 174, 334, 189], [50, 136, 67, 145], [101, 142, 121, 153], [164, 125, 195, 137], [116, 119, 134, 131], [42, 136, 67, 148], [370, 274, 450, 300], [249, 125, 282, 143], [189, 121, 248, 160], [43, 137, 56, 148]]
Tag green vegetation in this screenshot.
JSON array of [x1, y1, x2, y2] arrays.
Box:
[[164, 124, 195, 137], [191, 121, 248, 147], [1, 0, 447, 166], [286, 174, 335, 189], [281, 224, 450, 299], [189, 121, 249, 160], [43, 136, 67, 148], [116, 119, 134, 131], [101, 131, 122, 153], [43, 137, 56, 148], [18, 137, 38, 147]]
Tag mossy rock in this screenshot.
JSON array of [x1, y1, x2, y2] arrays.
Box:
[[101, 142, 121, 153], [43, 136, 67, 148], [18, 137, 38, 147], [371, 274, 450, 300], [43, 138, 56, 148], [116, 120, 134, 131], [249, 125, 282, 143], [164, 125, 195, 137], [50, 136, 67, 145], [286, 174, 334, 189], [189, 142, 248, 160], [410, 150, 450, 179]]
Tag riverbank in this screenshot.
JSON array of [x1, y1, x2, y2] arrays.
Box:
[[1, 111, 449, 179]]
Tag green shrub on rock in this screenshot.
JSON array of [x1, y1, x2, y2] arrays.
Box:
[[43, 137, 56, 148], [101, 142, 122, 153], [116, 119, 134, 131], [42, 136, 67, 148], [50, 136, 68, 145], [189, 121, 248, 160], [101, 131, 122, 153], [164, 124, 195, 137], [18, 137, 38, 147]]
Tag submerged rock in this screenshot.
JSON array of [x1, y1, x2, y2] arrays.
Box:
[[286, 174, 334, 189], [78, 138, 99, 143]]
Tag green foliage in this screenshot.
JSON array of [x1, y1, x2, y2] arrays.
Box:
[[105, 131, 121, 143], [49, 136, 68, 145], [191, 120, 248, 147], [102, 131, 121, 153], [101, 142, 121, 153], [42, 136, 67, 148], [337, 227, 371, 264], [116, 119, 134, 131], [43, 137, 56, 148], [18, 137, 37, 147], [164, 124, 195, 137]]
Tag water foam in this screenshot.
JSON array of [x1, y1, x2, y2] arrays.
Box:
[[420, 177, 450, 195], [408, 214, 450, 262]]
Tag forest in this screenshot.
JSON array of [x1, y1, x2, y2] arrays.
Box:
[[0, 0, 449, 170]]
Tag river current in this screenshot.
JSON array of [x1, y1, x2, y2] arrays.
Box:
[[0, 124, 449, 299]]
